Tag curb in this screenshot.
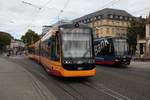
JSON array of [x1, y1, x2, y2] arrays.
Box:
[[1, 56, 57, 100]]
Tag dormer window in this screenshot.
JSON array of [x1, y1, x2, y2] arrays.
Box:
[[115, 15, 119, 19], [120, 16, 123, 19], [86, 19, 88, 22], [88, 19, 91, 22], [129, 18, 132, 21], [110, 15, 113, 18], [98, 15, 101, 19], [94, 16, 97, 20]]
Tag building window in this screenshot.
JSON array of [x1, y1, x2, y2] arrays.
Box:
[[94, 16, 97, 20], [129, 18, 132, 21], [116, 28, 119, 31], [98, 15, 101, 19], [122, 22, 124, 26], [90, 18, 93, 21], [110, 15, 113, 19], [127, 22, 130, 26], [112, 21, 115, 25], [107, 28, 110, 34], [94, 22, 97, 26], [115, 15, 119, 19], [98, 21, 101, 25], [107, 20, 109, 25], [112, 28, 114, 34], [120, 16, 123, 19], [122, 33, 126, 36], [116, 21, 120, 26], [87, 19, 90, 22], [125, 17, 128, 20], [98, 29, 101, 34], [101, 28, 103, 34], [85, 19, 88, 23]]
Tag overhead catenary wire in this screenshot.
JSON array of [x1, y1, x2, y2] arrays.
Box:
[[57, 0, 70, 21], [22, 0, 53, 29], [98, 0, 121, 10], [130, 6, 150, 16]]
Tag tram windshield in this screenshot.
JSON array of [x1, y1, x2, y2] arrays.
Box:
[[61, 28, 93, 58], [113, 39, 128, 56]]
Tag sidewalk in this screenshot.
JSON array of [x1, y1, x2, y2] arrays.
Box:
[[130, 61, 150, 69], [0, 57, 57, 100]]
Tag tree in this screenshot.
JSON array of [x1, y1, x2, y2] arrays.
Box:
[[21, 29, 39, 45], [0, 32, 11, 53], [127, 18, 145, 55]]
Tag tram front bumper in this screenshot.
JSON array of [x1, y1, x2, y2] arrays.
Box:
[[61, 68, 96, 77]]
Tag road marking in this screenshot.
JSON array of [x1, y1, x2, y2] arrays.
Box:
[[84, 82, 131, 100]]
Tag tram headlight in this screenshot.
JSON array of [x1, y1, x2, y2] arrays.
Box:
[[115, 59, 119, 62], [63, 60, 72, 64]]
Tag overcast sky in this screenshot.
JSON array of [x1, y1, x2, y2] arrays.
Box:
[[0, 0, 150, 39]]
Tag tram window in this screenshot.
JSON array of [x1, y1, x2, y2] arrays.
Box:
[[56, 33, 60, 61], [98, 44, 113, 55], [51, 35, 57, 60], [49, 33, 60, 61]]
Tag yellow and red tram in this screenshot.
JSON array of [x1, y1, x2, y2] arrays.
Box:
[[28, 22, 96, 77]]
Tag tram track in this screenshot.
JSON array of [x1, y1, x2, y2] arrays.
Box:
[[3, 56, 150, 100], [52, 79, 87, 100], [7, 56, 132, 100], [8, 57, 86, 100], [81, 81, 131, 100]]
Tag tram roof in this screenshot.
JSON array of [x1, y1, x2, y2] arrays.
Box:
[[53, 21, 91, 28]]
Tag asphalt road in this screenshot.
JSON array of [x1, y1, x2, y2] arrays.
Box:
[[5, 56, 150, 100]]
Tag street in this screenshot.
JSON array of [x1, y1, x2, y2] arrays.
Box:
[[1, 55, 150, 100], [1, 0, 150, 100]]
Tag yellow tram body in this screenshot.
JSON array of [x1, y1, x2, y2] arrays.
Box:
[[28, 22, 96, 77]]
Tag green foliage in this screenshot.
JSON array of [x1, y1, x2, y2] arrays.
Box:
[[21, 29, 39, 45], [0, 34, 11, 47], [127, 19, 145, 54]]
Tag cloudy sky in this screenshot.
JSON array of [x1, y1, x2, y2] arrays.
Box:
[[0, 0, 150, 39]]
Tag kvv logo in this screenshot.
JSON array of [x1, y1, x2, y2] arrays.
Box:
[[95, 39, 109, 55]]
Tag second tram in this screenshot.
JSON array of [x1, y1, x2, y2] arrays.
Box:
[[94, 37, 131, 66]]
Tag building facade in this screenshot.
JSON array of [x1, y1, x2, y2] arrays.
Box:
[[7, 39, 25, 55], [136, 15, 150, 57], [145, 15, 150, 56], [73, 8, 134, 38]]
